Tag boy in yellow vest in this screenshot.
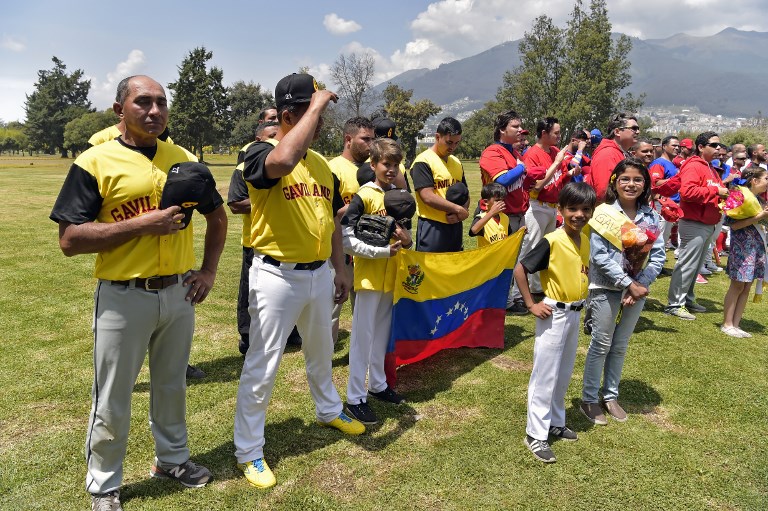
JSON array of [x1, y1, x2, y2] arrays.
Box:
[[469, 182, 512, 247], [513, 182, 596, 463], [341, 138, 413, 424]]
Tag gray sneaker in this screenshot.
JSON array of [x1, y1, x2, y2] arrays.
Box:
[[150, 459, 212, 488], [524, 435, 556, 463], [580, 402, 608, 425], [664, 306, 696, 320], [549, 425, 578, 441], [685, 302, 707, 313], [91, 491, 122, 511]]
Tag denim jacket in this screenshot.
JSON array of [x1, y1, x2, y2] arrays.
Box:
[[589, 201, 666, 290]]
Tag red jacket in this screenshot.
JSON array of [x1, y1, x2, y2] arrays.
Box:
[[587, 139, 626, 202], [678, 155, 723, 225], [523, 144, 569, 203], [479, 143, 543, 215]]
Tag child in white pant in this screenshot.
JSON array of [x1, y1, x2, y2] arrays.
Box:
[[341, 138, 412, 424], [513, 182, 596, 463]]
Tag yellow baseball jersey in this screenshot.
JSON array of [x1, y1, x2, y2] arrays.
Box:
[[473, 211, 510, 248], [328, 155, 361, 204], [88, 124, 175, 146], [50, 139, 221, 280], [410, 149, 464, 223], [348, 184, 395, 291], [520, 229, 590, 302], [244, 139, 343, 262]]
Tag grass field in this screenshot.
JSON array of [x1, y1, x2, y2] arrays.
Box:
[[0, 153, 766, 510]]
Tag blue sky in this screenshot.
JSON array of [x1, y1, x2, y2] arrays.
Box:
[[2, 0, 766, 122]]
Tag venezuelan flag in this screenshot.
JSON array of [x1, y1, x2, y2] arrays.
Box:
[[385, 229, 525, 385]]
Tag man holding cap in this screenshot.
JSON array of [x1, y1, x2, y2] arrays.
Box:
[[411, 116, 469, 252], [234, 73, 364, 489], [50, 75, 227, 510]]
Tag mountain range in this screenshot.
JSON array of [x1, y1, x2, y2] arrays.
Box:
[[374, 27, 768, 119]]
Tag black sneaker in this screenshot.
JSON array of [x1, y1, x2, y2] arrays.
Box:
[[506, 301, 529, 315], [345, 402, 378, 425], [524, 435, 556, 463], [368, 386, 406, 404], [150, 459, 213, 488], [91, 490, 122, 511], [286, 326, 302, 347], [186, 364, 206, 379], [549, 425, 578, 442]]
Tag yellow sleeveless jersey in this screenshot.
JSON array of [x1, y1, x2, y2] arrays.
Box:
[[540, 229, 590, 302], [88, 125, 175, 146], [328, 155, 360, 204], [412, 149, 464, 222], [248, 140, 336, 262], [69, 140, 199, 280], [353, 184, 397, 292], [475, 212, 510, 248]]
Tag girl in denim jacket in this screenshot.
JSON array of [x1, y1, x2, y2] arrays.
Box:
[[580, 158, 666, 425]]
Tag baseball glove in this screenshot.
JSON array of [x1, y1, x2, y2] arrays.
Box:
[[355, 214, 396, 247]]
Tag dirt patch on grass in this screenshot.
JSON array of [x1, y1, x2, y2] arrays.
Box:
[[636, 405, 686, 433], [0, 401, 81, 452], [490, 354, 531, 372]]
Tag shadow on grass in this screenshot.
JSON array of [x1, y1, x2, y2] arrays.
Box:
[[568, 379, 662, 433], [633, 315, 677, 334], [121, 407, 418, 502]]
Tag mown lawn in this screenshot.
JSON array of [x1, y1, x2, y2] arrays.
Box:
[[0, 153, 765, 510]]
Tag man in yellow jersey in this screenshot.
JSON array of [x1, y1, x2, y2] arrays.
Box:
[[411, 116, 469, 252], [328, 117, 374, 342], [234, 73, 364, 490], [50, 75, 227, 510]]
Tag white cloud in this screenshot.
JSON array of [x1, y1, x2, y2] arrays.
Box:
[[1, 35, 26, 52], [323, 13, 362, 35], [0, 78, 33, 122], [88, 50, 147, 110]]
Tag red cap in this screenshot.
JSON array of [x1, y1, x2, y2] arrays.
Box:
[[680, 138, 693, 149]]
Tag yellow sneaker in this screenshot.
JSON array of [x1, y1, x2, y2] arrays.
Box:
[[317, 411, 365, 435], [238, 458, 276, 489]]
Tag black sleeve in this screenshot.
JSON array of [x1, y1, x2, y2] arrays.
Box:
[[520, 238, 551, 274], [227, 168, 249, 204], [404, 171, 412, 193], [468, 214, 482, 237], [236, 147, 247, 166], [411, 162, 435, 191], [243, 142, 280, 190], [332, 173, 345, 216], [462, 172, 467, 186], [196, 171, 224, 215], [341, 193, 365, 226], [50, 163, 103, 224]]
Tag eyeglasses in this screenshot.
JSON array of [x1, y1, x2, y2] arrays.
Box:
[[705, 142, 720, 149], [620, 126, 640, 133], [617, 176, 645, 185]]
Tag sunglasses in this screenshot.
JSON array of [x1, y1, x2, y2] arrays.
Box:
[[705, 142, 720, 149], [620, 126, 640, 132]]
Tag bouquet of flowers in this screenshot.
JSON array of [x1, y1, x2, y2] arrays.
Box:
[[720, 186, 761, 219], [620, 222, 660, 278]]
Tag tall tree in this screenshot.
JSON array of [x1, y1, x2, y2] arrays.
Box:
[[228, 80, 274, 147], [382, 84, 440, 163], [168, 47, 229, 160], [63, 109, 120, 156], [331, 52, 377, 118], [24, 57, 92, 157], [494, 0, 642, 139]]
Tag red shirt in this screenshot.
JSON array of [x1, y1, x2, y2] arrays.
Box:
[[678, 155, 724, 225], [523, 144, 568, 203], [479, 143, 543, 215], [586, 139, 625, 203]]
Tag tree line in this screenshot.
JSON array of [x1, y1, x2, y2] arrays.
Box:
[[6, 0, 764, 160]]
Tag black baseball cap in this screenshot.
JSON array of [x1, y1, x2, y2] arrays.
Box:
[[373, 117, 397, 140], [446, 182, 469, 206], [356, 161, 375, 187], [275, 73, 318, 110], [384, 189, 416, 220], [160, 162, 217, 229]]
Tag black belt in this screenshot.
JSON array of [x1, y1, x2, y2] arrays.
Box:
[[111, 275, 181, 290], [554, 301, 584, 311], [262, 255, 325, 271]]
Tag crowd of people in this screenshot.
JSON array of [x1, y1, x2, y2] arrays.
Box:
[[49, 73, 766, 509]]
